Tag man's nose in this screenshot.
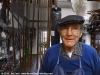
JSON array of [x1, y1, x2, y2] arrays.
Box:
[[67, 27, 72, 35]]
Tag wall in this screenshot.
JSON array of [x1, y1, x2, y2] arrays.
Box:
[[82, 34, 91, 45], [61, 8, 75, 18]]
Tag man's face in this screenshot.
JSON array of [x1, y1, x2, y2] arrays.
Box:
[[59, 23, 82, 48]]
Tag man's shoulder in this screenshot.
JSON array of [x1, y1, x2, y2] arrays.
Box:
[[44, 43, 61, 59], [46, 43, 61, 53], [79, 42, 97, 53], [48, 43, 61, 50]]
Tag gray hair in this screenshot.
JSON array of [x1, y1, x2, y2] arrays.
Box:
[[80, 24, 85, 33]]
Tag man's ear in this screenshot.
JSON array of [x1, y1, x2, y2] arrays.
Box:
[[80, 32, 82, 38]]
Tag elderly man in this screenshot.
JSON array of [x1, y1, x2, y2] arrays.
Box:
[[40, 15, 100, 75]]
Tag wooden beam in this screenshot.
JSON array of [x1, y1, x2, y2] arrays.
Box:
[[29, 0, 36, 69], [36, 0, 40, 70], [10, 10, 22, 28], [12, 10, 16, 68], [22, 0, 25, 72], [17, 0, 21, 69], [30, 20, 51, 22], [30, 0, 32, 3], [47, 0, 52, 49]]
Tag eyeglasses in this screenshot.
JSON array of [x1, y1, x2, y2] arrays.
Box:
[[60, 25, 81, 33]]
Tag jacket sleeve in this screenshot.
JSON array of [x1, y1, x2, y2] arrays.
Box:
[[93, 50, 100, 75], [98, 58, 100, 75], [97, 56, 100, 75]]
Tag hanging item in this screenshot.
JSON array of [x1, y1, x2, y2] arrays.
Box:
[[87, 20, 100, 34], [24, 47, 29, 54], [0, 0, 10, 24], [51, 7, 61, 46], [0, 26, 10, 39], [1, 31, 6, 39], [9, 46, 13, 51]]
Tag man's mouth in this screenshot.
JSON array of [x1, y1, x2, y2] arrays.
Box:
[[65, 38, 74, 41], [65, 38, 74, 40]]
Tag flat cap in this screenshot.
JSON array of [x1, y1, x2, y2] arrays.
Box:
[[58, 15, 85, 26]]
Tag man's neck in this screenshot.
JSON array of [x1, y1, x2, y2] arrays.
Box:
[[63, 44, 76, 52]]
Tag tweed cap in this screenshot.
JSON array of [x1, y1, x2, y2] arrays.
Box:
[[58, 15, 85, 26]]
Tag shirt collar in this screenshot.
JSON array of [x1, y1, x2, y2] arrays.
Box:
[[73, 43, 82, 56], [61, 43, 82, 56]]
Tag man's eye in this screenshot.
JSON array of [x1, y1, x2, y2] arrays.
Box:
[[73, 27, 78, 29], [64, 27, 67, 29], [74, 27, 78, 29], [61, 27, 67, 29]]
